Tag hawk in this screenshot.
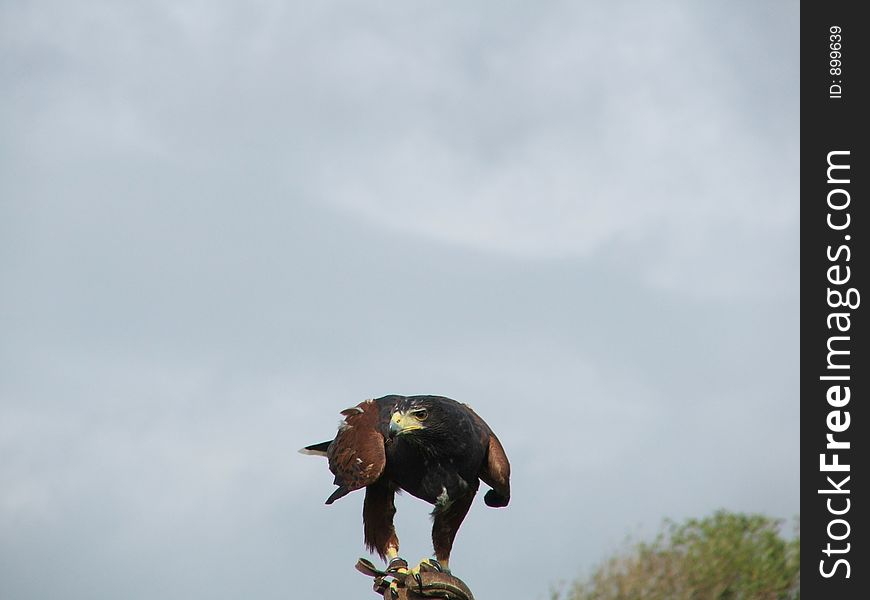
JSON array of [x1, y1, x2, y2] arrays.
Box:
[[301, 395, 511, 573]]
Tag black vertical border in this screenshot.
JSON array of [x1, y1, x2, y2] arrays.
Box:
[[802, 2, 867, 598]]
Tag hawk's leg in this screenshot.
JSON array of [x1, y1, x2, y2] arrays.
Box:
[[430, 491, 476, 572], [363, 482, 402, 567]]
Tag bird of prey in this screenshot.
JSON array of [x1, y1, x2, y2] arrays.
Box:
[[301, 395, 510, 573]]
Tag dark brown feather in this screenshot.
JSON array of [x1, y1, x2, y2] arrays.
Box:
[[363, 481, 399, 560], [324, 399, 386, 504], [464, 404, 511, 507]]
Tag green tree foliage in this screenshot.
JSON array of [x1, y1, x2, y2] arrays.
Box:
[[555, 511, 800, 600]]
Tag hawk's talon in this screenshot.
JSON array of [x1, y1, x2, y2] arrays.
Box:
[[410, 557, 447, 579], [386, 557, 409, 578], [425, 558, 445, 573]]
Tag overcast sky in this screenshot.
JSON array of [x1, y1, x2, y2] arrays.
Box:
[[1, 1, 798, 598]]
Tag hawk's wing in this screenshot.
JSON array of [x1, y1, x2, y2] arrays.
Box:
[[324, 400, 387, 504], [464, 404, 511, 507]]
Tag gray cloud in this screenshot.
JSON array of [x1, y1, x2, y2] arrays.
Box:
[[2, 1, 798, 599]]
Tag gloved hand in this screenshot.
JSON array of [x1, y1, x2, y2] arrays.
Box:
[[356, 558, 475, 600]]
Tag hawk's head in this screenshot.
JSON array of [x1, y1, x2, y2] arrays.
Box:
[[388, 396, 440, 437]]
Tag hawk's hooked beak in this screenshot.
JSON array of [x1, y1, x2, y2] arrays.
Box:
[[389, 411, 423, 436]]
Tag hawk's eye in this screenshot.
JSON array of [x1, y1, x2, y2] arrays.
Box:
[[412, 409, 428, 421]]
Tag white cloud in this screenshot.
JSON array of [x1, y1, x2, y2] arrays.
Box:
[[305, 2, 798, 299]]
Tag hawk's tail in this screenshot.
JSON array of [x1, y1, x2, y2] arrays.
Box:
[[299, 441, 331, 456]]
